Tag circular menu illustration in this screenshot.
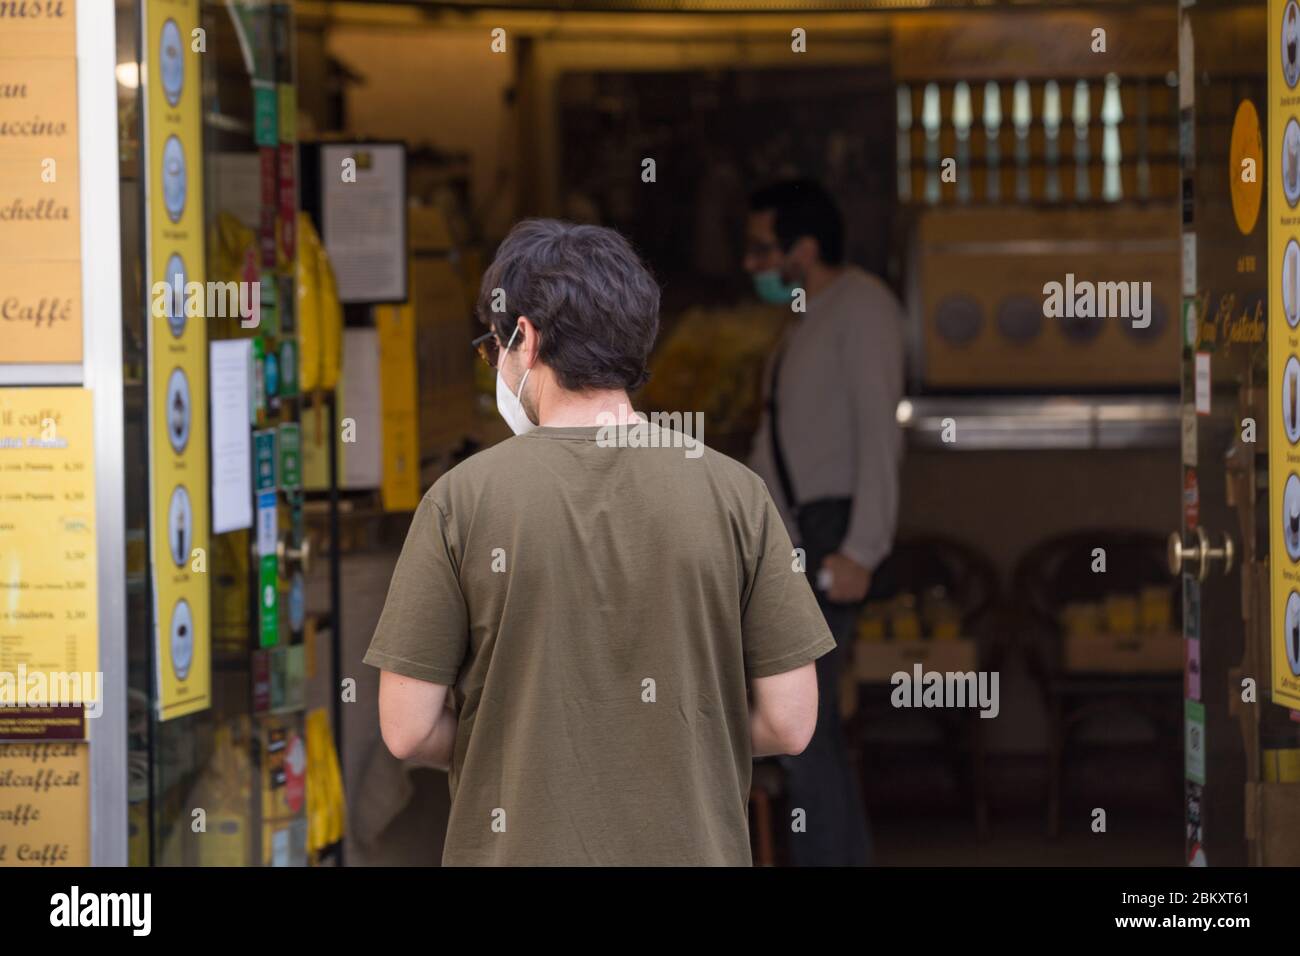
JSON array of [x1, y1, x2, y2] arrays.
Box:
[[1287, 357, 1300, 445], [163, 134, 187, 223], [164, 253, 187, 338], [1284, 118, 1300, 208], [1287, 591, 1300, 677], [160, 19, 184, 107], [1286, 240, 1300, 328], [170, 598, 194, 682], [168, 485, 192, 568], [166, 366, 190, 454], [1285, 473, 1300, 561], [1286, 1, 1300, 89]]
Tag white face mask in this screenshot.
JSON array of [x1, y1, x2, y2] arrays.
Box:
[[495, 323, 536, 435]]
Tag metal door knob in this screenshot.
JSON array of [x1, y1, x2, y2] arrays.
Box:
[[1168, 527, 1234, 582], [277, 535, 311, 577]]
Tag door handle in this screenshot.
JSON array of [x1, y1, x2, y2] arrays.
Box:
[[1167, 527, 1235, 582], [277, 534, 311, 577]]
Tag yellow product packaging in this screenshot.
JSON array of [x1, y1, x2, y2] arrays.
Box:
[[296, 213, 343, 393], [196, 722, 252, 867], [205, 212, 260, 341], [209, 212, 256, 283], [318, 238, 342, 390], [858, 606, 887, 642], [1062, 602, 1101, 639], [641, 304, 787, 445], [922, 593, 962, 640], [931, 615, 962, 641], [306, 707, 346, 855], [297, 212, 322, 390], [1139, 586, 1172, 633], [1262, 748, 1300, 782], [891, 607, 922, 642], [1104, 594, 1140, 634]]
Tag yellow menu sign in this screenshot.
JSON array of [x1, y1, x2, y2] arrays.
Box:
[[376, 302, 421, 512], [0, 4, 74, 59], [1271, 0, 1300, 709], [0, 741, 89, 866], [0, 3, 82, 364], [146, 0, 209, 720], [0, 388, 98, 695]]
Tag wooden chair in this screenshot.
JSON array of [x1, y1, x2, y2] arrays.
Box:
[[1012, 531, 1183, 837], [845, 535, 1002, 839]]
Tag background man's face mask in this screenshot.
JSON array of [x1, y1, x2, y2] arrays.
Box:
[[495, 323, 537, 435], [752, 252, 800, 306]]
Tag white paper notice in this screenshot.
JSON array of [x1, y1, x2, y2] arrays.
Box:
[[1194, 351, 1211, 416], [320, 143, 407, 303], [210, 339, 254, 533], [341, 328, 383, 489]]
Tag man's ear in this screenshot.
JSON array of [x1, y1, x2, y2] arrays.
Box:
[[517, 315, 541, 367], [788, 235, 820, 271]]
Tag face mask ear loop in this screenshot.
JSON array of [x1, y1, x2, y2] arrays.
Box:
[[503, 322, 525, 396], [504, 321, 533, 403]]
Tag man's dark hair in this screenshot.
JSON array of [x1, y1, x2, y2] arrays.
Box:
[[749, 179, 845, 266], [477, 219, 661, 392]]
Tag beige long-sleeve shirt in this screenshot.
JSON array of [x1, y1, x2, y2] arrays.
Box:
[[748, 266, 905, 572]]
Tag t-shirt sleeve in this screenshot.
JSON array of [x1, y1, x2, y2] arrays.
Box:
[[740, 487, 838, 679], [363, 493, 469, 685]]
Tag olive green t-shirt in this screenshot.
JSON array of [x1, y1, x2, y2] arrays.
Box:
[[363, 423, 835, 866]]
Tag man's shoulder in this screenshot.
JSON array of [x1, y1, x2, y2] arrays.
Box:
[[830, 269, 905, 355], [689, 436, 766, 483], [659, 433, 775, 509], [423, 436, 527, 508], [838, 267, 903, 312]]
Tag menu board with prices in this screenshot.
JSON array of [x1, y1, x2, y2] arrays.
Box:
[[0, 388, 98, 701], [0, 1, 82, 366]]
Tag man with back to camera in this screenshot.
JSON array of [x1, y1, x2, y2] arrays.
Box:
[[364, 218, 837, 866], [744, 180, 906, 866]]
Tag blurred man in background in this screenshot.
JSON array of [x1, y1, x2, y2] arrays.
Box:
[[745, 179, 906, 866]]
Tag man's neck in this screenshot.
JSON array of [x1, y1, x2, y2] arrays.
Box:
[[803, 262, 846, 301], [536, 383, 636, 427]]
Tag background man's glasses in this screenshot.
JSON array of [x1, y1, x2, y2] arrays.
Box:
[[745, 240, 781, 258]]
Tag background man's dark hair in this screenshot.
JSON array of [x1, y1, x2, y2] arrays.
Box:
[[749, 179, 846, 266], [477, 219, 661, 392]]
